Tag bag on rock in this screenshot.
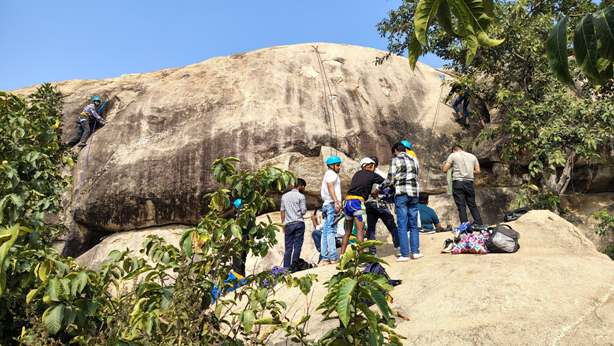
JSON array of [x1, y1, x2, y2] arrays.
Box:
[[486, 224, 520, 253], [289, 258, 315, 273], [503, 207, 529, 222]]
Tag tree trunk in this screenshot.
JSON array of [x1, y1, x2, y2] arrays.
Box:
[[544, 150, 576, 195]]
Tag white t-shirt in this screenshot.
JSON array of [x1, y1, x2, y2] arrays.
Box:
[[320, 169, 341, 205]]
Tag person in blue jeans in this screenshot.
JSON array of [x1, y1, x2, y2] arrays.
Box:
[[383, 142, 422, 262], [280, 178, 307, 268], [319, 156, 343, 265]]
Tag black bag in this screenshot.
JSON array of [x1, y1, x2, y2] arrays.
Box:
[[363, 262, 402, 286], [486, 224, 520, 253], [503, 207, 530, 222], [289, 258, 314, 273]]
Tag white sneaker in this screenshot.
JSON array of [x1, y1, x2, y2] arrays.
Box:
[[396, 256, 410, 262], [411, 253, 424, 260]]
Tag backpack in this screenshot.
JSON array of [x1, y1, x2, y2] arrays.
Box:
[[503, 207, 529, 222], [289, 258, 314, 273], [363, 262, 401, 286], [486, 224, 520, 253]]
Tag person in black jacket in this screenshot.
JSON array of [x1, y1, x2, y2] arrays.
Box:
[[365, 157, 399, 255], [340, 157, 385, 254]]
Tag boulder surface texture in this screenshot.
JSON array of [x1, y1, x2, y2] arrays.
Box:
[[27, 43, 470, 256], [260, 210, 614, 345]]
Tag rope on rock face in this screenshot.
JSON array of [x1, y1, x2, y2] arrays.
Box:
[[425, 74, 447, 190], [313, 45, 339, 157]]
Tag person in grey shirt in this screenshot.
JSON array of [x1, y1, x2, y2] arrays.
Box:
[[280, 178, 307, 268], [442, 144, 483, 225]]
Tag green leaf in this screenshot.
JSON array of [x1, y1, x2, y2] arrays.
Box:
[[408, 34, 423, 70], [594, 7, 614, 61], [181, 230, 193, 257], [26, 288, 39, 304], [241, 309, 256, 332], [230, 224, 242, 239], [574, 13, 601, 83], [46, 277, 62, 302], [71, 271, 88, 296], [336, 277, 357, 327], [477, 31, 504, 47], [437, 1, 457, 36], [0, 225, 20, 294], [414, 0, 443, 46], [465, 34, 479, 65], [547, 16, 574, 85], [42, 304, 65, 335], [339, 244, 354, 270]]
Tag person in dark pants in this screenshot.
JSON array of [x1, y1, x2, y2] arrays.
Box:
[[280, 178, 307, 268], [222, 198, 254, 277], [365, 156, 399, 255], [442, 144, 483, 225], [69, 95, 106, 147]]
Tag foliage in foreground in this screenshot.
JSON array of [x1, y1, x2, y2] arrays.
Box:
[[0, 86, 402, 345], [318, 241, 404, 345], [547, 4, 614, 85], [0, 84, 69, 341]]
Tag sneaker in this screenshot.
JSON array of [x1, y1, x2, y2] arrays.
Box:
[[411, 253, 424, 260], [441, 239, 454, 253], [396, 256, 410, 262]]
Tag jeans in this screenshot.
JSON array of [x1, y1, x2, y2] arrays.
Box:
[[283, 222, 305, 268], [453, 95, 469, 120], [366, 202, 399, 254], [452, 180, 483, 225], [394, 194, 420, 256], [320, 203, 338, 261]]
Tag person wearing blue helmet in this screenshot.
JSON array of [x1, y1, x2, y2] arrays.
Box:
[[72, 95, 106, 147], [401, 139, 418, 160], [222, 197, 254, 276], [319, 155, 342, 265]]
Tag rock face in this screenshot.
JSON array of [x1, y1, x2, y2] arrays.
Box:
[[33, 43, 468, 256], [261, 210, 614, 345]]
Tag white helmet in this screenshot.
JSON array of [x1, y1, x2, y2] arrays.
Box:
[[359, 157, 376, 167]]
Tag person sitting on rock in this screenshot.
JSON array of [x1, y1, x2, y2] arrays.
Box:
[[70, 95, 106, 147], [418, 193, 448, 234], [280, 178, 307, 268], [311, 207, 344, 262], [340, 157, 385, 254]]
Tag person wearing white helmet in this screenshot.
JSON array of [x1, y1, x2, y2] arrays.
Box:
[[339, 157, 385, 254]]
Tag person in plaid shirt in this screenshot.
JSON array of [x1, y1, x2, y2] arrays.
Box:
[[383, 142, 422, 262]]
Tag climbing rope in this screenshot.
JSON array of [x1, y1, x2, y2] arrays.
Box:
[[426, 74, 447, 190], [312, 45, 340, 157]]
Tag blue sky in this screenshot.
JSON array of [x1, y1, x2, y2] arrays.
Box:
[[0, 0, 444, 91]]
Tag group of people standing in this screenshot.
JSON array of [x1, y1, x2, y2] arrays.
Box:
[[279, 140, 484, 269]]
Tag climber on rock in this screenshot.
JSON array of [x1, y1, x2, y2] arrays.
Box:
[[69, 95, 106, 147]]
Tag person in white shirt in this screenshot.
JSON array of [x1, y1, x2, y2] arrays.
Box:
[[320, 155, 342, 265]]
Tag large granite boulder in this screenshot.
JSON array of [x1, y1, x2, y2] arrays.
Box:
[[27, 43, 466, 256], [258, 210, 614, 344]]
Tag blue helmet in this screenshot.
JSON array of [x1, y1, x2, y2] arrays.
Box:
[[325, 155, 342, 166], [233, 198, 243, 209], [91, 95, 101, 103], [401, 139, 413, 149]]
